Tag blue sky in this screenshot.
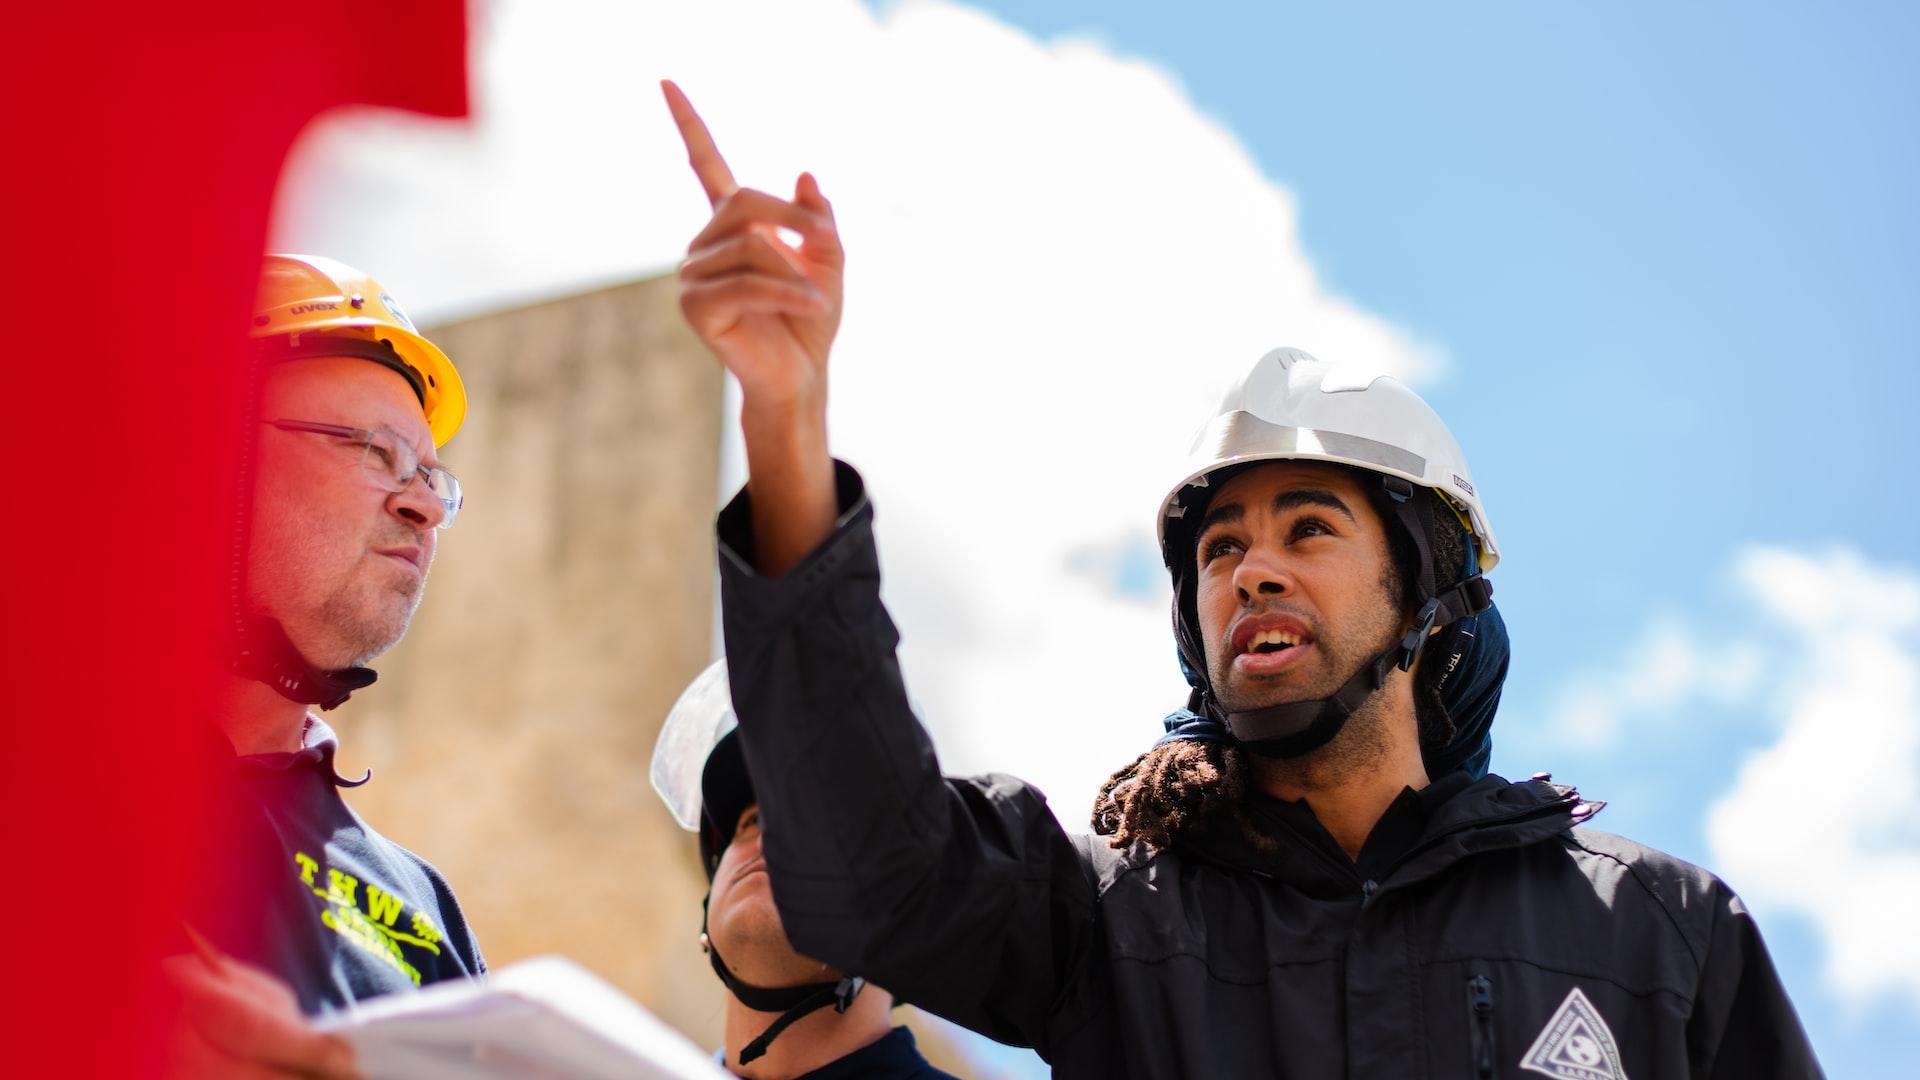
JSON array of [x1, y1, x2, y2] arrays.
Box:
[[279, 1, 1918, 1074]]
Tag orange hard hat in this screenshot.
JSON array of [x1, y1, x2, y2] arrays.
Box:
[[252, 254, 467, 447]]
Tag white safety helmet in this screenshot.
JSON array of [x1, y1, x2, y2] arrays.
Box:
[[1160, 347, 1497, 573], [650, 659, 742, 844]]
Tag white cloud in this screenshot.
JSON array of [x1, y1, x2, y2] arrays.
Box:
[[1547, 545, 1920, 1012], [1547, 614, 1764, 748], [1706, 547, 1920, 1014], [1735, 545, 1920, 633], [273, 0, 1442, 825]]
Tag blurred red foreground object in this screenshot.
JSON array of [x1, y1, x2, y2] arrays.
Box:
[[0, 6, 468, 1074]]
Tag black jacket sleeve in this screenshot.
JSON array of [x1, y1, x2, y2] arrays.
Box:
[[1686, 882, 1824, 1079], [715, 463, 1099, 1053]]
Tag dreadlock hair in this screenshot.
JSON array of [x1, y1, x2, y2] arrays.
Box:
[[1092, 737, 1270, 855], [1091, 471, 1471, 854]]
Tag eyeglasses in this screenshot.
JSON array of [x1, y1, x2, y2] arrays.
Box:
[[265, 419, 464, 528]]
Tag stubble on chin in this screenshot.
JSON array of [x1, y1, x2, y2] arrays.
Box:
[[1248, 696, 1397, 795], [1213, 594, 1408, 794], [318, 559, 428, 667]]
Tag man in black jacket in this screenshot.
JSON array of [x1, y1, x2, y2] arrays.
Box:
[[665, 82, 1822, 1079]]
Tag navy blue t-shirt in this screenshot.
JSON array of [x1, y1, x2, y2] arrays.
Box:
[[196, 717, 484, 1015]]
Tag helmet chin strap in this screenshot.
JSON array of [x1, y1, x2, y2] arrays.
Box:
[[1219, 577, 1489, 758], [700, 905, 865, 1067], [230, 613, 377, 711], [229, 341, 378, 714]]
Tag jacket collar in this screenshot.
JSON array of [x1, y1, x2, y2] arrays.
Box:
[[1176, 774, 1596, 891], [215, 715, 373, 788], [1383, 775, 1597, 894]]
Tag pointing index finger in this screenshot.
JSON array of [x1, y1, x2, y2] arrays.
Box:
[[662, 79, 738, 207]]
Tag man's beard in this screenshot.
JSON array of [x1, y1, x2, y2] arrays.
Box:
[[1250, 676, 1399, 794], [317, 559, 427, 667], [1210, 574, 1407, 789]]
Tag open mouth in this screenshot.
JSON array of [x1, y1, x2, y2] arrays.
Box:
[[1231, 619, 1313, 675], [1245, 628, 1301, 656]]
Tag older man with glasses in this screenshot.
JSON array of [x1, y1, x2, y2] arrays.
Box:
[[165, 255, 482, 1079]]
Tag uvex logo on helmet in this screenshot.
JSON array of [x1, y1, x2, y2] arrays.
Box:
[[250, 254, 468, 448]]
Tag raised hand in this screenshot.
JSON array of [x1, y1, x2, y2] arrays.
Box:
[[664, 80, 844, 416], [664, 80, 841, 575]]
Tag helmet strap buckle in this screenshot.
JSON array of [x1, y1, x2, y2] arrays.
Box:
[[1398, 597, 1442, 672], [833, 975, 867, 1014]]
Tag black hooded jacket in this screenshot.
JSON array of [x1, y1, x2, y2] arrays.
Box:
[[716, 466, 1821, 1079]]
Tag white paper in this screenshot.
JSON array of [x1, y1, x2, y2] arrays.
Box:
[[316, 955, 729, 1079]]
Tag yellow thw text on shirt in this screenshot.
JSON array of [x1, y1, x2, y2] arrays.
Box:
[[293, 850, 444, 985]]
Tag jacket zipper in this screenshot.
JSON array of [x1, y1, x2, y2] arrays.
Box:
[[1467, 973, 1497, 1079]]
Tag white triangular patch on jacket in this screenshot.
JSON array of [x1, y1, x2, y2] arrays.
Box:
[[1518, 986, 1629, 1080]]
